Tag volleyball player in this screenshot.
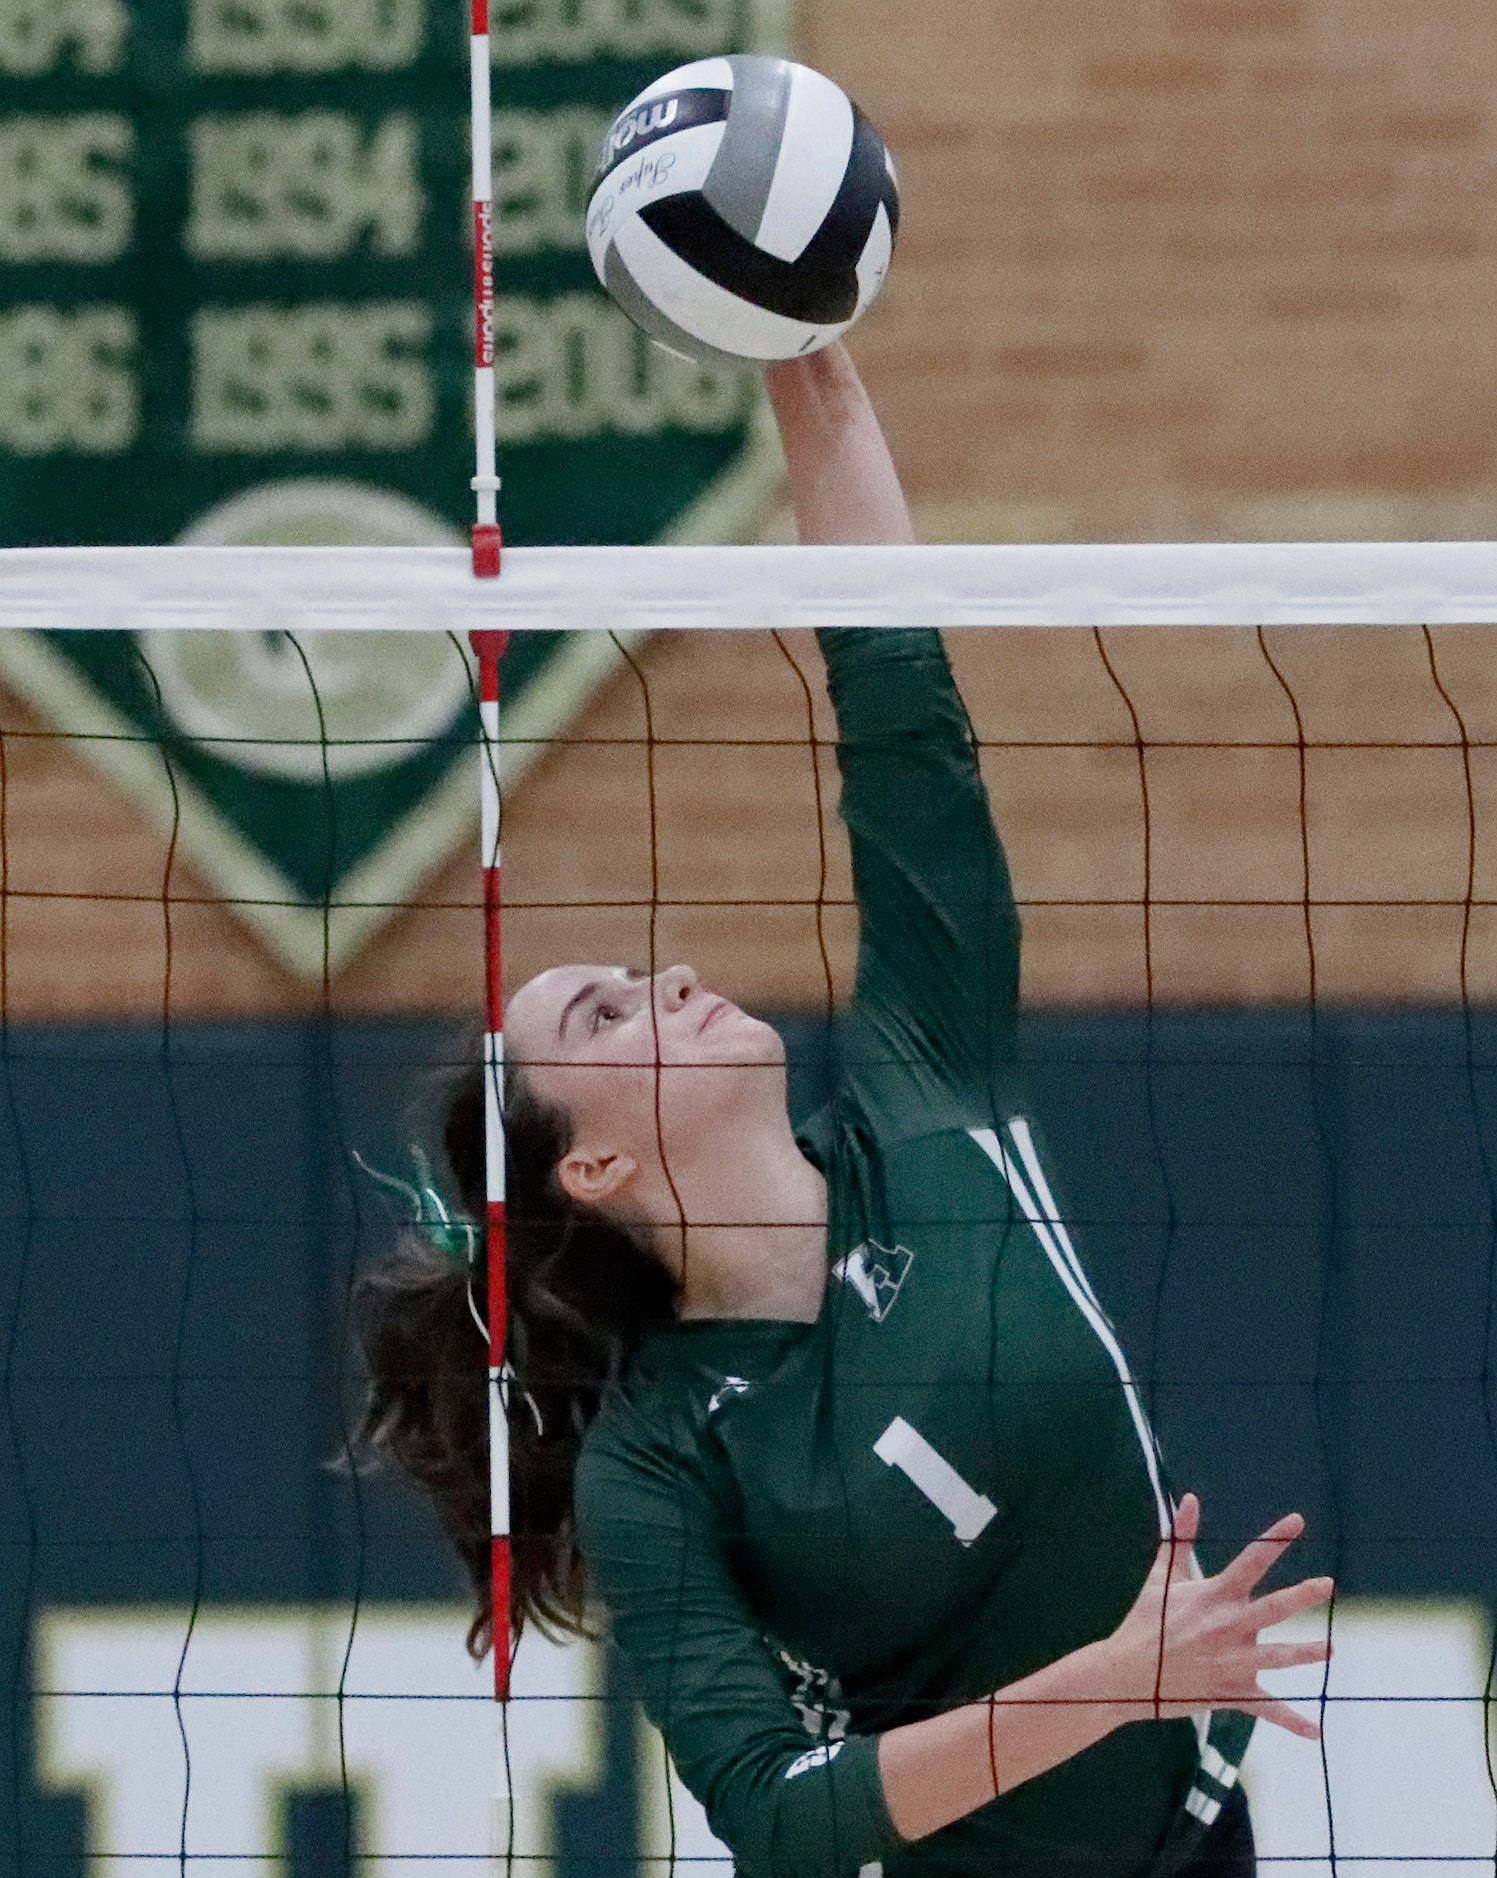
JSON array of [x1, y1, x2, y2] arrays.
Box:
[[355, 342, 1333, 1878]]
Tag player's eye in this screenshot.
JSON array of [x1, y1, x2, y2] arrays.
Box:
[[591, 1001, 621, 1032]]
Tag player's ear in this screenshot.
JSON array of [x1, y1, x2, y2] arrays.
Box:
[[557, 1145, 637, 1209]]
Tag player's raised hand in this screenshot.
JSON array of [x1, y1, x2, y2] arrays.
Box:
[[763, 344, 916, 547], [1110, 1493, 1334, 1739]]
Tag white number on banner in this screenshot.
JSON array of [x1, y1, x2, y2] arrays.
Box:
[[34, 1609, 734, 1878], [188, 114, 422, 260], [0, 307, 136, 454], [498, 293, 753, 442], [494, 109, 612, 257], [0, 0, 128, 73], [191, 303, 433, 452], [188, 0, 423, 73], [0, 115, 132, 261], [492, 0, 735, 66], [1243, 1602, 1496, 1878]]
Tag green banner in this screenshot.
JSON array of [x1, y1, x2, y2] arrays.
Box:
[[0, 0, 788, 547], [0, 0, 789, 977]]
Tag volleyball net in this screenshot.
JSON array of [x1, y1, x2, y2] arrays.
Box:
[[1, 539, 1495, 1878]]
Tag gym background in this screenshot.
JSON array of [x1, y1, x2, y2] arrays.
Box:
[[3, 4, 1497, 1878]]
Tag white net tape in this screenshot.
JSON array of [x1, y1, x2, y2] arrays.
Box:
[[5, 540, 1497, 632]]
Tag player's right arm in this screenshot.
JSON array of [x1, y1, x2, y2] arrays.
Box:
[[765, 350, 1020, 1127], [816, 624, 1020, 1128], [764, 343, 915, 547]]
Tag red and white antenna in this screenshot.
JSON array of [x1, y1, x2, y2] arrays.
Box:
[[469, 0, 501, 580], [469, 0, 508, 1699], [470, 628, 510, 1699]]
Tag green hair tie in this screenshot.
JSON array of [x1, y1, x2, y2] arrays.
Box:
[[355, 1149, 544, 1433], [353, 1147, 480, 1266]]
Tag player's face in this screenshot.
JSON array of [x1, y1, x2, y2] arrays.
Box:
[[506, 962, 788, 1192]]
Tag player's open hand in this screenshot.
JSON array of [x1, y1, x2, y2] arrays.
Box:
[[1110, 1493, 1334, 1739]]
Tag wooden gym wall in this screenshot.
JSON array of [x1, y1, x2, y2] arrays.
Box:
[[4, 0, 1497, 1020]]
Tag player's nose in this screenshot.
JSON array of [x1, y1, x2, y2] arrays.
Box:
[[652, 964, 699, 1012]]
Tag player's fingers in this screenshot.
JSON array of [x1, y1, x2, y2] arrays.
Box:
[[1146, 1495, 1201, 1587], [1163, 1494, 1201, 1560], [1250, 1577, 1336, 1629], [1219, 1512, 1306, 1594], [1255, 1639, 1333, 1672], [1250, 1697, 1321, 1740], [1170, 1493, 1201, 1543]]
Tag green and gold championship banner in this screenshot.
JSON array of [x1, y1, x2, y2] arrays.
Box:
[[0, 0, 788, 973]]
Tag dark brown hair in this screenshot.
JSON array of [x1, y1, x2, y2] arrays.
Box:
[[351, 1058, 677, 1656]]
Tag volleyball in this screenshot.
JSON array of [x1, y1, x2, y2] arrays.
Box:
[[585, 56, 900, 368]]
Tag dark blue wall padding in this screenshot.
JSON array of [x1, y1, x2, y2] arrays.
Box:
[[2, 1010, 1494, 1878]]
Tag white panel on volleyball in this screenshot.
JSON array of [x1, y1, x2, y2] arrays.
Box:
[[755, 65, 854, 260], [631, 57, 736, 102], [585, 123, 728, 280], [8, 543, 1497, 633], [611, 214, 841, 361], [855, 205, 894, 317]]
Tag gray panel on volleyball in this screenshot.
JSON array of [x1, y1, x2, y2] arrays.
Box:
[[602, 244, 758, 371], [702, 55, 796, 243]]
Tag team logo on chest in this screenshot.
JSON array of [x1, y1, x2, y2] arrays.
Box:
[[706, 1375, 752, 1417], [832, 1242, 914, 1323]]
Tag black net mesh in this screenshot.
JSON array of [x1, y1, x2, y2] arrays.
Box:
[[0, 615, 1494, 1878]]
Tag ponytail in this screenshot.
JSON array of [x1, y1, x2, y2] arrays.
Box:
[[352, 1058, 676, 1654]]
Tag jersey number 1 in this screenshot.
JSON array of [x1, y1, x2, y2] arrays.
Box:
[[873, 1417, 998, 1546]]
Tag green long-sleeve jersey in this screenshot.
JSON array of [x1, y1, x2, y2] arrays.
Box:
[[574, 629, 1250, 1878]]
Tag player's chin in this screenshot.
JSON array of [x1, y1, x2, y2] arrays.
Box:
[[669, 1019, 787, 1084], [662, 1010, 785, 1079], [715, 1010, 786, 1065], [672, 1004, 779, 1054]]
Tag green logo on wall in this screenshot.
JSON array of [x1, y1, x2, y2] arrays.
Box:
[[0, 478, 689, 975], [0, 601, 657, 982], [0, 0, 790, 974]]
